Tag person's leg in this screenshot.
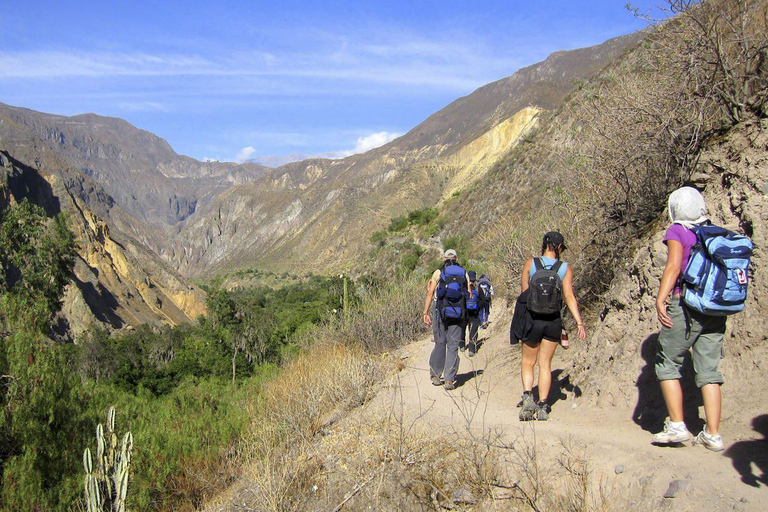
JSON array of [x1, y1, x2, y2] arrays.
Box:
[[659, 379, 684, 422], [429, 314, 447, 379], [701, 383, 722, 434], [520, 340, 540, 420], [653, 299, 694, 443], [431, 304, 440, 342], [443, 322, 462, 384], [536, 339, 559, 402], [521, 341, 540, 392], [468, 315, 480, 354], [655, 300, 693, 422], [690, 312, 726, 435]]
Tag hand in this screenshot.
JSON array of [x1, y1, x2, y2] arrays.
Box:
[[422, 312, 432, 326], [656, 301, 673, 328], [577, 324, 586, 340]]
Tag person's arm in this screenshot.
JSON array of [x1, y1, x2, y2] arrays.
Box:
[[656, 239, 683, 328], [521, 258, 533, 293], [422, 278, 437, 326], [561, 265, 586, 340]]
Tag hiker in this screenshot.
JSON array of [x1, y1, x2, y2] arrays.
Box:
[[477, 274, 494, 328], [422, 249, 471, 390], [518, 231, 586, 421], [465, 271, 484, 357], [652, 187, 733, 451]]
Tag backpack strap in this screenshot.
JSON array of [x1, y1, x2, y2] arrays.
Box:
[[533, 258, 543, 271], [551, 260, 563, 278]]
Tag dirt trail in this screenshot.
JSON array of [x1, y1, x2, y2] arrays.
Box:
[[361, 313, 768, 511]]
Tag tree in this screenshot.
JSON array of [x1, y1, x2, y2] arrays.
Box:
[[0, 199, 76, 333], [229, 308, 276, 382], [636, 0, 768, 123]]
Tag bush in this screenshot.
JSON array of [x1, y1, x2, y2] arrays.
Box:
[[407, 207, 439, 226], [84, 371, 275, 510], [387, 216, 409, 232], [369, 230, 388, 247], [442, 234, 471, 262]]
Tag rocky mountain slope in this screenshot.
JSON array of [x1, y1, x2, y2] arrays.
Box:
[[0, 33, 644, 280], [0, 146, 206, 338], [0, 103, 268, 239], [169, 32, 645, 276]]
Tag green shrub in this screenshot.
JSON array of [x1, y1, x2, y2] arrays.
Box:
[[407, 207, 439, 226], [369, 230, 388, 247], [442, 234, 471, 262], [387, 216, 409, 232]]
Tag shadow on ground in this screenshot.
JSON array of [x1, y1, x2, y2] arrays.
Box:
[[725, 414, 768, 488], [455, 369, 484, 388], [632, 333, 704, 435]]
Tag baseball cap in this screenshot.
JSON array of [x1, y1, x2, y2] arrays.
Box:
[[468, 270, 477, 281], [444, 249, 458, 259], [543, 231, 566, 249]]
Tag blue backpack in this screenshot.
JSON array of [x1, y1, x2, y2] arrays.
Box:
[[436, 264, 467, 320], [466, 285, 483, 313], [681, 224, 753, 316]]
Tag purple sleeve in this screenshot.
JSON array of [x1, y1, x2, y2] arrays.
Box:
[[663, 224, 697, 291]]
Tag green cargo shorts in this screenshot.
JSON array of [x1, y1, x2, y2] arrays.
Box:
[[655, 298, 727, 388]]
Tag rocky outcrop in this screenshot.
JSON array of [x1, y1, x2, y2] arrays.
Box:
[[566, 119, 768, 433]]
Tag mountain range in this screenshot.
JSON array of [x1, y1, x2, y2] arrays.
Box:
[[0, 32, 643, 332]]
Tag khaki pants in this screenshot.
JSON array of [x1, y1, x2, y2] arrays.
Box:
[[655, 298, 727, 388]]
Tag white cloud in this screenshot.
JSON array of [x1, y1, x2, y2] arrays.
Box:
[[234, 146, 257, 163], [117, 101, 169, 112], [0, 31, 516, 92], [239, 131, 401, 166], [352, 131, 400, 154], [320, 131, 401, 159]]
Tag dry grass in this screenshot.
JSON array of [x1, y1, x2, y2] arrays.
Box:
[[258, 341, 381, 443], [213, 357, 643, 512]]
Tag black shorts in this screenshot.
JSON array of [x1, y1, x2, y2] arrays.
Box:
[[523, 312, 562, 344]]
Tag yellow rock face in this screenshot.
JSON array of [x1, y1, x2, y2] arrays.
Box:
[[443, 106, 540, 200]]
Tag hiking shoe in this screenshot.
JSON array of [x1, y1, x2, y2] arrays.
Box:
[[519, 394, 537, 421], [431, 375, 442, 386], [652, 419, 692, 444], [693, 429, 724, 452], [467, 342, 476, 357], [459, 342, 466, 352], [536, 403, 550, 421], [444, 380, 456, 391]]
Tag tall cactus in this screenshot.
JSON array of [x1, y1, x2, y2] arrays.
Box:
[[83, 406, 133, 512]]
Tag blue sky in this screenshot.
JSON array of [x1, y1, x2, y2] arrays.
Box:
[[0, 1, 662, 163]]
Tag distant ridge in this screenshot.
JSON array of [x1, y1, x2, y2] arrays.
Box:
[[0, 32, 644, 281]]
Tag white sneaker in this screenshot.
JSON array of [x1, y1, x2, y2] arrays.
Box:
[[693, 429, 724, 452], [652, 420, 692, 444]]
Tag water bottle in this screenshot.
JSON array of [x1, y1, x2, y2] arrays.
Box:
[[560, 329, 570, 349]]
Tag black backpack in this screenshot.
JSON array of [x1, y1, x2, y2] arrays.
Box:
[[527, 258, 564, 315]]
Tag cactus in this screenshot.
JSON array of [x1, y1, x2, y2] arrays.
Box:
[[83, 407, 133, 512]]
